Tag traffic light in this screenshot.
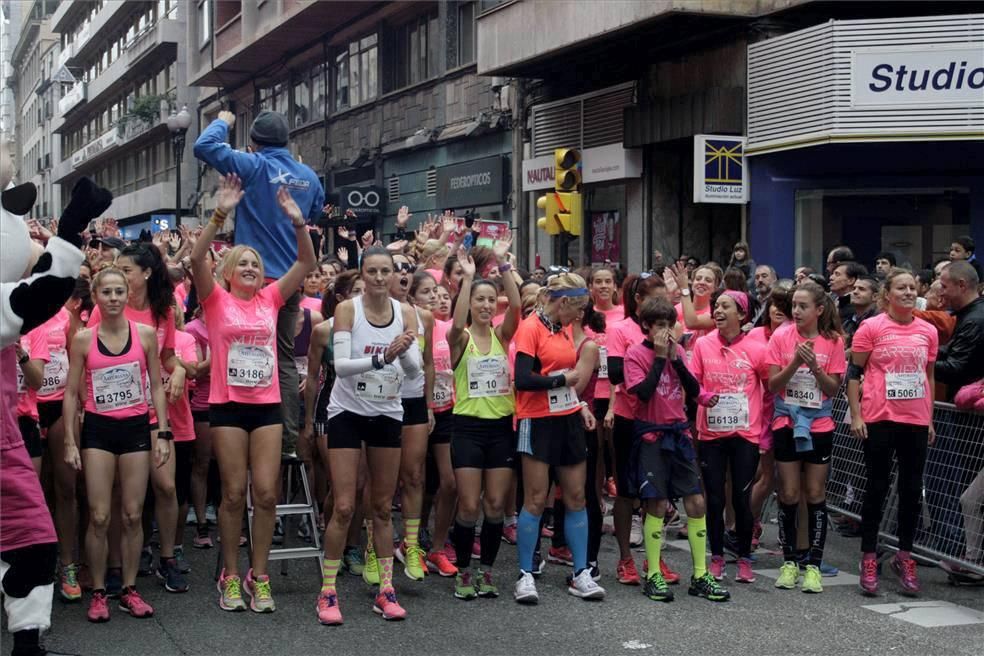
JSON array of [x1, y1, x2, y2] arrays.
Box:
[[554, 191, 582, 236], [537, 193, 561, 235], [554, 148, 581, 192]]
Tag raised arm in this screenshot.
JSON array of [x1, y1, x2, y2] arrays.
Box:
[[493, 233, 522, 344], [275, 186, 318, 302], [191, 173, 244, 302], [447, 254, 476, 366], [192, 113, 259, 180]]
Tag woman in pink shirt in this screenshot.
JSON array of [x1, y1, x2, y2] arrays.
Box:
[[767, 281, 845, 593], [585, 267, 622, 487], [63, 267, 171, 622], [671, 263, 721, 358], [190, 174, 316, 613], [690, 290, 770, 584], [848, 269, 938, 596]]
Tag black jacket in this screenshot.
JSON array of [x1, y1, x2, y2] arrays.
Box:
[[935, 296, 984, 393]]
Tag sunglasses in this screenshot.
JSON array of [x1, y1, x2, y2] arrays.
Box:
[[394, 262, 416, 274]]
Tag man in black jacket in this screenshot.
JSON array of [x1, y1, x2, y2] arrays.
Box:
[[935, 261, 984, 394]]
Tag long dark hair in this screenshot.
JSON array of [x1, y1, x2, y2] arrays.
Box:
[[324, 270, 362, 318], [795, 280, 843, 340], [119, 242, 173, 327], [621, 273, 666, 320]]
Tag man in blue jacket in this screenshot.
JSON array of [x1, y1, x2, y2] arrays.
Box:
[[194, 109, 324, 454]]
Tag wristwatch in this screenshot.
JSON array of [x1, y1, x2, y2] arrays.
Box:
[[681, 288, 691, 297], [157, 430, 174, 441]]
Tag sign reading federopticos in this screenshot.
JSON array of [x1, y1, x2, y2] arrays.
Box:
[[852, 46, 984, 107], [436, 156, 505, 208], [521, 145, 642, 191], [693, 135, 748, 204]]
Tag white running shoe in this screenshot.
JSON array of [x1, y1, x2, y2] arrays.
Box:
[[568, 568, 606, 600], [629, 515, 643, 548], [513, 571, 539, 604]]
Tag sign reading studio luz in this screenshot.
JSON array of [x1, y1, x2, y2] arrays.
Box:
[[693, 135, 748, 204], [852, 46, 984, 107], [436, 156, 505, 208]]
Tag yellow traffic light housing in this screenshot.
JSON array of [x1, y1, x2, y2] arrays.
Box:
[[537, 193, 561, 235], [554, 191, 582, 237], [554, 148, 581, 192]]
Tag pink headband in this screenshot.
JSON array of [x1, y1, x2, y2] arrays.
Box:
[[722, 290, 750, 318]]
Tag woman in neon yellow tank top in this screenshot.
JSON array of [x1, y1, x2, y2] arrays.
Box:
[[445, 238, 521, 600]]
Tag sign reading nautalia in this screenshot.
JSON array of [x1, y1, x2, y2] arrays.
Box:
[[693, 135, 748, 204], [852, 46, 984, 107]]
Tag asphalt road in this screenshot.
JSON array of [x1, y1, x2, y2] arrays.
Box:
[[8, 518, 984, 656]]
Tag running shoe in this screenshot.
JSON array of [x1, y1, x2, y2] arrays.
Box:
[[801, 564, 823, 593], [530, 552, 546, 579], [735, 557, 756, 583], [205, 504, 218, 523], [589, 561, 601, 582], [548, 546, 574, 566], [502, 523, 518, 545], [859, 556, 880, 596], [643, 572, 674, 602], [477, 569, 499, 598], [173, 547, 191, 574], [316, 590, 343, 625], [245, 569, 276, 613], [217, 570, 247, 612], [514, 571, 539, 604], [689, 572, 731, 602], [568, 568, 606, 600], [660, 558, 680, 585], [890, 554, 921, 596], [373, 589, 407, 620], [297, 518, 313, 542], [454, 570, 478, 600], [797, 553, 839, 577], [629, 515, 643, 547], [708, 555, 726, 581], [87, 590, 110, 623], [363, 547, 380, 586], [396, 542, 427, 581], [664, 506, 682, 529], [60, 563, 82, 601], [426, 551, 458, 577], [156, 558, 189, 593], [940, 559, 984, 582], [541, 524, 554, 539], [775, 561, 799, 590], [138, 547, 154, 577], [343, 546, 365, 576], [472, 537, 482, 559], [119, 587, 154, 618], [105, 568, 123, 599], [616, 557, 641, 585], [191, 524, 215, 549], [273, 518, 284, 545], [751, 520, 763, 551], [605, 477, 617, 498], [443, 541, 457, 565]]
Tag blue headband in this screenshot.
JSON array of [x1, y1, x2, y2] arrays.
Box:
[[548, 287, 589, 298]]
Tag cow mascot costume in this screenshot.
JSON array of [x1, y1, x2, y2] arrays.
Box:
[[1, 142, 112, 656]]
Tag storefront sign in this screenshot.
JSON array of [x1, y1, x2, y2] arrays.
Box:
[[693, 135, 748, 204], [590, 211, 621, 264], [436, 156, 505, 208], [72, 129, 119, 169], [522, 145, 642, 191], [59, 82, 86, 115], [853, 47, 984, 107], [339, 186, 384, 219]]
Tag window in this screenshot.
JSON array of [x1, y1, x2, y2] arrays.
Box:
[[457, 2, 475, 66], [198, 0, 211, 46], [312, 64, 327, 121], [395, 13, 439, 89], [335, 34, 377, 111], [292, 76, 310, 127]]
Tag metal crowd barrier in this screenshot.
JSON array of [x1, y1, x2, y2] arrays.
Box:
[[826, 395, 984, 576]]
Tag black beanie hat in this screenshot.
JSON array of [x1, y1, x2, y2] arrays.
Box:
[[249, 110, 289, 147]]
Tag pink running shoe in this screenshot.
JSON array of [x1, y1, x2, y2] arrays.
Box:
[[373, 589, 407, 621], [890, 554, 920, 596], [472, 537, 481, 559], [444, 541, 458, 565], [751, 520, 763, 551], [859, 555, 879, 596], [709, 555, 726, 581], [502, 524, 518, 545], [87, 591, 110, 623], [118, 587, 154, 618], [317, 590, 343, 625], [735, 557, 756, 583]]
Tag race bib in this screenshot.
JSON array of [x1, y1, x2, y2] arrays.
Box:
[[885, 372, 925, 401], [295, 355, 309, 379], [356, 367, 401, 402], [785, 368, 821, 409], [91, 361, 143, 413], [227, 342, 275, 388], [547, 370, 579, 414], [39, 348, 69, 395], [467, 355, 510, 398], [433, 371, 454, 407], [706, 393, 750, 432], [598, 346, 609, 379], [16, 367, 26, 394]]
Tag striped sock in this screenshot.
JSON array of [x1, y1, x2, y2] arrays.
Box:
[[321, 558, 341, 592], [405, 518, 421, 548], [378, 556, 395, 592]]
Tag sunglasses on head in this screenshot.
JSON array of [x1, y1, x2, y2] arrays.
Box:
[[394, 262, 416, 274], [545, 265, 570, 283]]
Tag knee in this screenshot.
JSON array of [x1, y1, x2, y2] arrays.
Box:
[[459, 497, 481, 520], [563, 490, 586, 512], [331, 500, 355, 526], [153, 478, 177, 500], [685, 495, 706, 518], [524, 496, 547, 517], [222, 486, 247, 509], [439, 476, 457, 498], [805, 486, 826, 505], [482, 497, 505, 520], [121, 507, 142, 528], [401, 466, 424, 492], [251, 487, 278, 513], [369, 498, 392, 523], [88, 510, 111, 531]]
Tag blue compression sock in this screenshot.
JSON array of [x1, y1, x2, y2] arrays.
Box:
[[565, 508, 589, 573], [517, 509, 541, 573]]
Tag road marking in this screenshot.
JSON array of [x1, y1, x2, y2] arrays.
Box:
[[862, 600, 984, 628], [756, 568, 860, 586], [621, 640, 653, 650]]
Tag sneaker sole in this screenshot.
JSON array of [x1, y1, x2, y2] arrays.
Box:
[[60, 591, 82, 602], [454, 591, 478, 600], [774, 581, 797, 590], [363, 572, 380, 585], [513, 593, 538, 605], [568, 587, 606, 600], [802, 586, 823, 594], [617, 577, 641, 586], [372, 606, 406, 621], [118, 604, 153, 618], [318, 615, 344, 626], [735, 577, 756, 584], [644, 593, 674, 602], [688, 589, 730, 602], [87, 613, 110, 623], [548, 557, 574, 566], [404, 568, 426, 581], [477, 590, 499, 598], [155, 571, 190, 594], [428, 565, 458, 577]]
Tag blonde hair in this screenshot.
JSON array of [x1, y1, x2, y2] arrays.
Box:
[[542, 272, 588, 307], [419, 239, 449, 267], [217, 245, 264, 292], [91, 266, 128, 292], [878, 267, 916, 312]]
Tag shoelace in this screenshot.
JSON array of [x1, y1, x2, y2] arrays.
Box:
[[899, 558, 917, 580], [64, 565, 79, 586], [253, 577, 272, 599], [319, 591, 338, 609], [382, 590, 398, 605], [862, 560, 878, 579], [224, 577, 243, 599]]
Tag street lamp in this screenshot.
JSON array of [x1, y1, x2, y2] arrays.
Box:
[[167, 104, 191, 227]]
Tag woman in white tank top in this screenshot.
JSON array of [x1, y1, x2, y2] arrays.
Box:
[[317, 246, 421, 625]]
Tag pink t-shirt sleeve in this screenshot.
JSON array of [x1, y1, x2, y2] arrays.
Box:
[[161, 310, 177, 351], [27, 326, 50, 363], [623, 345, 648, 391], [607, 320, 627, 359], [824, 335, 846, 374], [689, 340, 705, 380]]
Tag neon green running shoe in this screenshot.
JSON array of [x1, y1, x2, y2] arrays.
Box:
[[454, 570, 477, 600], [363, 546, 380, 586], [476, 569, 499, 598], [801, 564, 823, 594], [775, 561, 799, 590]]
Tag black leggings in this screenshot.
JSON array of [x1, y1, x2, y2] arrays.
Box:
[[861, 421, 929, 553], [699, 437, 759, 558]]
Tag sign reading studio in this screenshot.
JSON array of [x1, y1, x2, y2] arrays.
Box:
[[853, 46, 984, 107]]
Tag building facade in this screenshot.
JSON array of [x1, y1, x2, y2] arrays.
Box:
[[187, 0, 512, 245], [49, 0, 199, 232]]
